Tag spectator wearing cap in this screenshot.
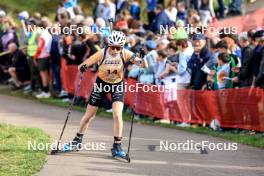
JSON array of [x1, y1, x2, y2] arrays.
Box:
[[188, 34, 211, 90], [236, 32, 254, 87], [151, 4, 174, 34]]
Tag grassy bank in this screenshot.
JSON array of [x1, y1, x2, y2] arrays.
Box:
[[0, 124, 51, 176], [0, 85, 263, 148]]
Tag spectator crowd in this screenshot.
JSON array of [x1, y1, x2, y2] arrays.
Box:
[[0, 0, 263, 117]]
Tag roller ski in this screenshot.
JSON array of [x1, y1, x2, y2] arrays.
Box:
[[111, 143, 131, 162], [50, 134, 83, 155]]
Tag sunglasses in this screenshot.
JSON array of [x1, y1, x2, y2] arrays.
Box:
[[110, 46, 122, 51]]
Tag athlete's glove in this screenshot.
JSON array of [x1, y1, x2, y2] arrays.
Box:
[[80, 64, 88, 73]]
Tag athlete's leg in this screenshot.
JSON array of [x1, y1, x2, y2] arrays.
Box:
[[111, 100, 126, 157], [79, 104, 98, 133], [112, 101, 124, 137]]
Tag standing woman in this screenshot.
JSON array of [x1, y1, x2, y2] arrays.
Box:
[[67, 31, 142, 157], [199, 0, 216, 26]]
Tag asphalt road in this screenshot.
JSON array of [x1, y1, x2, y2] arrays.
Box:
[[0, 94, 264, 176]]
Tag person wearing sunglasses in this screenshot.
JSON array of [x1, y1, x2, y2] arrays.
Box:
[[66, 30, 143, 158]]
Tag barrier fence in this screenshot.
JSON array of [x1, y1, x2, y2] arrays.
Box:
[[61, 60, 264, 132]]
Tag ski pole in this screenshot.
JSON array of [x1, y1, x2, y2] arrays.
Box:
[[126, 48, 145, 162], [51, 73, 84, 154]]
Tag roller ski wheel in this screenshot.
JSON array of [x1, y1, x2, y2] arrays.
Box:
[[51, 137, 82, 155], [50, 143, 80, 155], [111, 143, 131, 163]]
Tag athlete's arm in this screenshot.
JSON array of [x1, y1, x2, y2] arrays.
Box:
[[78, 50, 103, 71]]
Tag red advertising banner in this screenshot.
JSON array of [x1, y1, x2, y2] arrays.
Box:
[[60, 63, 264, 132]]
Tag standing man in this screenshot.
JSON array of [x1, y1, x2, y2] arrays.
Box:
[[188, 34, 211, 90]]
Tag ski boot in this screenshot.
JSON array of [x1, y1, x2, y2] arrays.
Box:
[[111, 143, 130, 162]]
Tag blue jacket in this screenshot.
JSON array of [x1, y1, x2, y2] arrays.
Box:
[[188, 46, 211, 90], [151, 11, 174, 34]]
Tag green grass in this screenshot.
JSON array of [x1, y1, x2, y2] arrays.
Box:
[[0, 124, 51, 176], [0, 85, 263, 148]]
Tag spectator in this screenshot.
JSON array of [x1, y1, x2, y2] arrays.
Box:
[[0, 10, 6, 39], [228, 0, 243, 16], [237, 32, 254, 87], [217, 0, 225, 19], [160, 39, 193, 88], [252, 30, 264, 86], [146, 0, 158, 24], [26, 19, 41, 93], [172, 20, 188, 40], [50, 23, 62, 93], [176, 1, 188, 23], [100, 0, 116, 22], [130, 0, 140, 20], [188, 34, 211, 89], [198, 0, 216, 26], [154, 50, 168, 85], [165, 0, 177, 23], [128, 39, 157, 84], [7, 43, 30, 89], [1, 17, 19, 51], [212, 52, 231, 90], [34, 17, 53, 98], [254, 30, 264, 88], [215, 40, 240, 88], [139, 40, 157, 84], [157, 38, 170, 51], [0, 16, 19, 83], [151, 4, 173, 34], [115, 0, 129, 16], [94, 0, 105, 19]]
